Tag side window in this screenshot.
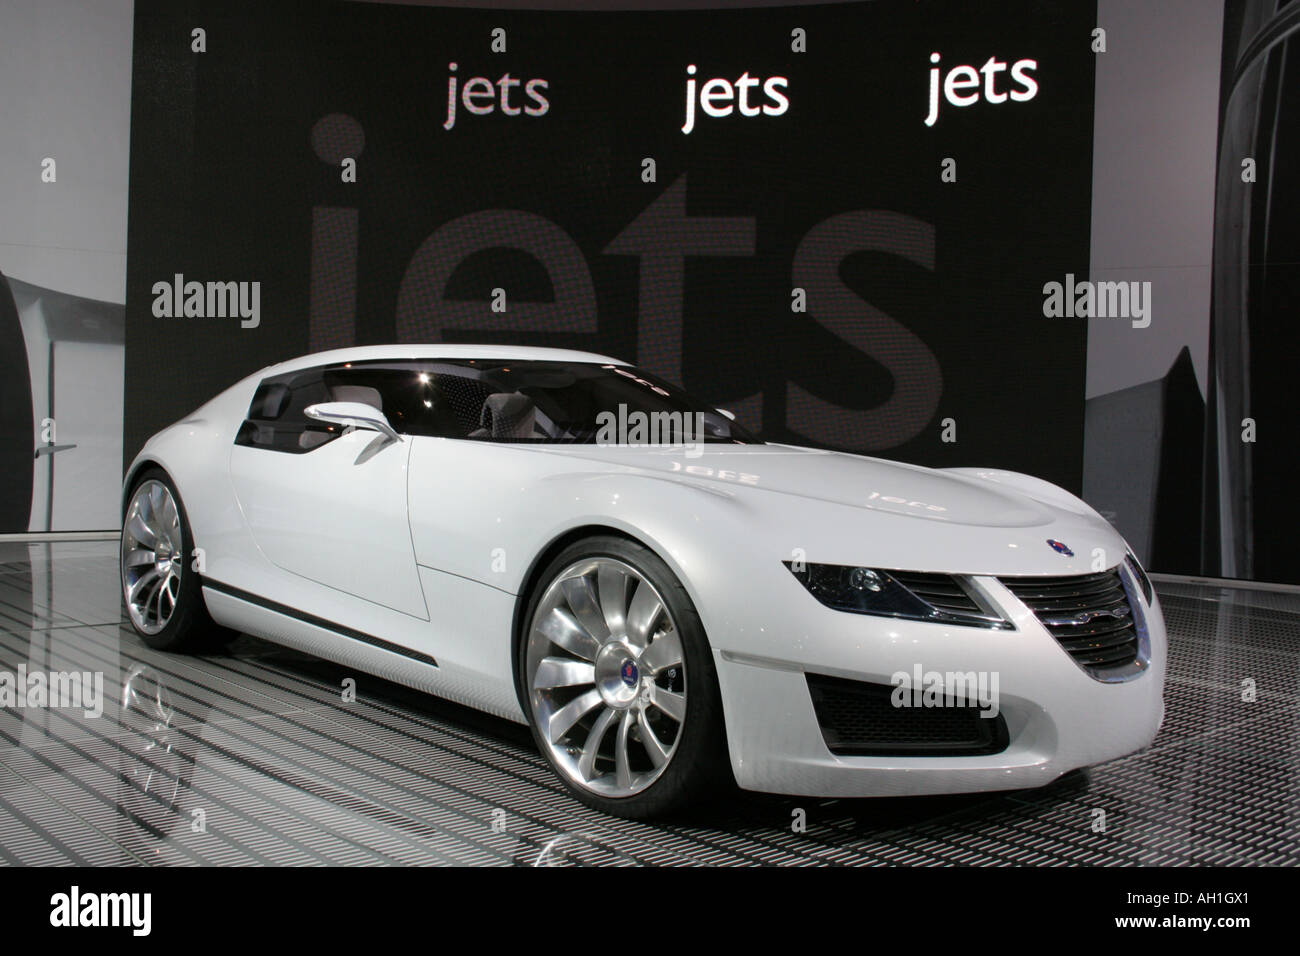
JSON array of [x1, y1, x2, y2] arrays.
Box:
[[235, 367, 338, 454], [320, 365, 446, 438], [236, 361, 482, 451], [236, 360, 597, 450], [321, 362, 508, 439]]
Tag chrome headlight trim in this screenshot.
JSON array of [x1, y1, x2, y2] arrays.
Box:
[[1125, 551, 1154, 604], [1089, 563, 1153, 684]]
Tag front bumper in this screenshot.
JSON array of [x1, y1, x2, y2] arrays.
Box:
[[712, 574, 1167, 798]]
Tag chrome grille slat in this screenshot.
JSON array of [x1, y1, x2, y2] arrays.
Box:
[[1000, 568, 1141, 677], [1053, 620, 1137, 643], [1072, 645, 1139, 666], [1057, 629, 1139, 652], [1032, 594, 1128, 614], [1007, 580, 1125, 602]]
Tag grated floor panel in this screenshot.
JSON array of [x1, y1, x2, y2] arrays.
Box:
[[1, 542, 1295, 866]]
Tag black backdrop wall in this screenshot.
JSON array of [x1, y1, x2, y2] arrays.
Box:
[[125, 0, 1097, 493]]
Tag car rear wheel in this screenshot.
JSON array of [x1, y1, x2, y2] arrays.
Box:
[[120, 468, 233, 652], [520, 535, 729, 818]]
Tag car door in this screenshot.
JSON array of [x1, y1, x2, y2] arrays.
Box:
[[228, 361, 429, 620]]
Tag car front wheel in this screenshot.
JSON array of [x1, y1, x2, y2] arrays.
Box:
[[520, 535, 729, 818]]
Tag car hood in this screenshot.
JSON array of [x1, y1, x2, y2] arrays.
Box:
[[508, 442, 1127, 576], [517, 443, 1058, 526]]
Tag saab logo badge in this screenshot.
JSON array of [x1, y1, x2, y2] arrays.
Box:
[[1047, 539, 1074, 557], [620, 660, 639, 686], [1043, 606, 1131, 627]]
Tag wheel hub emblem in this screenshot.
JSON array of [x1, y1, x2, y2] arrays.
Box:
[[620, 659, 639, 687]]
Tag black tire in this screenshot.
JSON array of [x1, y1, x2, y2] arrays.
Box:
[[517, 534, 730, 818], [120, 467, 234, 653]]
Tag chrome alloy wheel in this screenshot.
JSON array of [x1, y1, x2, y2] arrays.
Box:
[[525, 557, 687, 798], [121, 480, 184, 635]]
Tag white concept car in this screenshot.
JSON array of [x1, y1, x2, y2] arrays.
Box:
[[121, 345, 1166, 817]]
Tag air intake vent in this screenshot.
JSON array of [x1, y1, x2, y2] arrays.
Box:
[[1000, 569, 1143, 678], [805, 675, 1008, 756]]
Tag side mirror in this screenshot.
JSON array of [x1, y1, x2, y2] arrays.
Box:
[[304, 402, 402, 443], [715, 408, 737, 421]]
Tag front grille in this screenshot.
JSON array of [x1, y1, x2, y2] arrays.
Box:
[[805, 674, 1008, 757], [1000, 569, 1141, 676], [889, 571, 983, 616]]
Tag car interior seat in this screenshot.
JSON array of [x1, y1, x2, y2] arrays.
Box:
[[470, 391, 537, 440]]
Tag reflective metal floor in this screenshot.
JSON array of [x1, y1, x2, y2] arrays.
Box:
[[0, 540, 1296, 866]]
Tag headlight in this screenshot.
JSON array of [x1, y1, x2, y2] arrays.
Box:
[[784, 562, 1012, 629], [1125, 552, 1153, 604]]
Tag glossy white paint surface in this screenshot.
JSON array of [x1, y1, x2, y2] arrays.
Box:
[[124, 344, 1167, 797], [230, 429, 428, 620]]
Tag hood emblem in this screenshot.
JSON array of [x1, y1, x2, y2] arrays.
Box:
[[1046, 539, 1074, 557]]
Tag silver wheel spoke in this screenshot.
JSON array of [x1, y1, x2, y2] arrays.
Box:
[[648, 684, 686, 723], [533, 656, 596, 690], [560, 575, 610, 644], [161, 494, 179, 539], [164, 574, 179, 612], [546, 688, 602, 744], [577, 707, 619, 781], [625, 583, 663, 647], [152, 572, 167, 620], [636, 708, 670, 768], [128, 567, 160, 605], [538, 607, 601, 662], [640, 629, 683, 674], [597, 564, 630, 639], [124, 549, 156, 568], [614, 710, 634, 790], [126, 513, 156, 548]]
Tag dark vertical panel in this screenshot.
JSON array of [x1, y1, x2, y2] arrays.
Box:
[[0, 271, 34, 532]]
